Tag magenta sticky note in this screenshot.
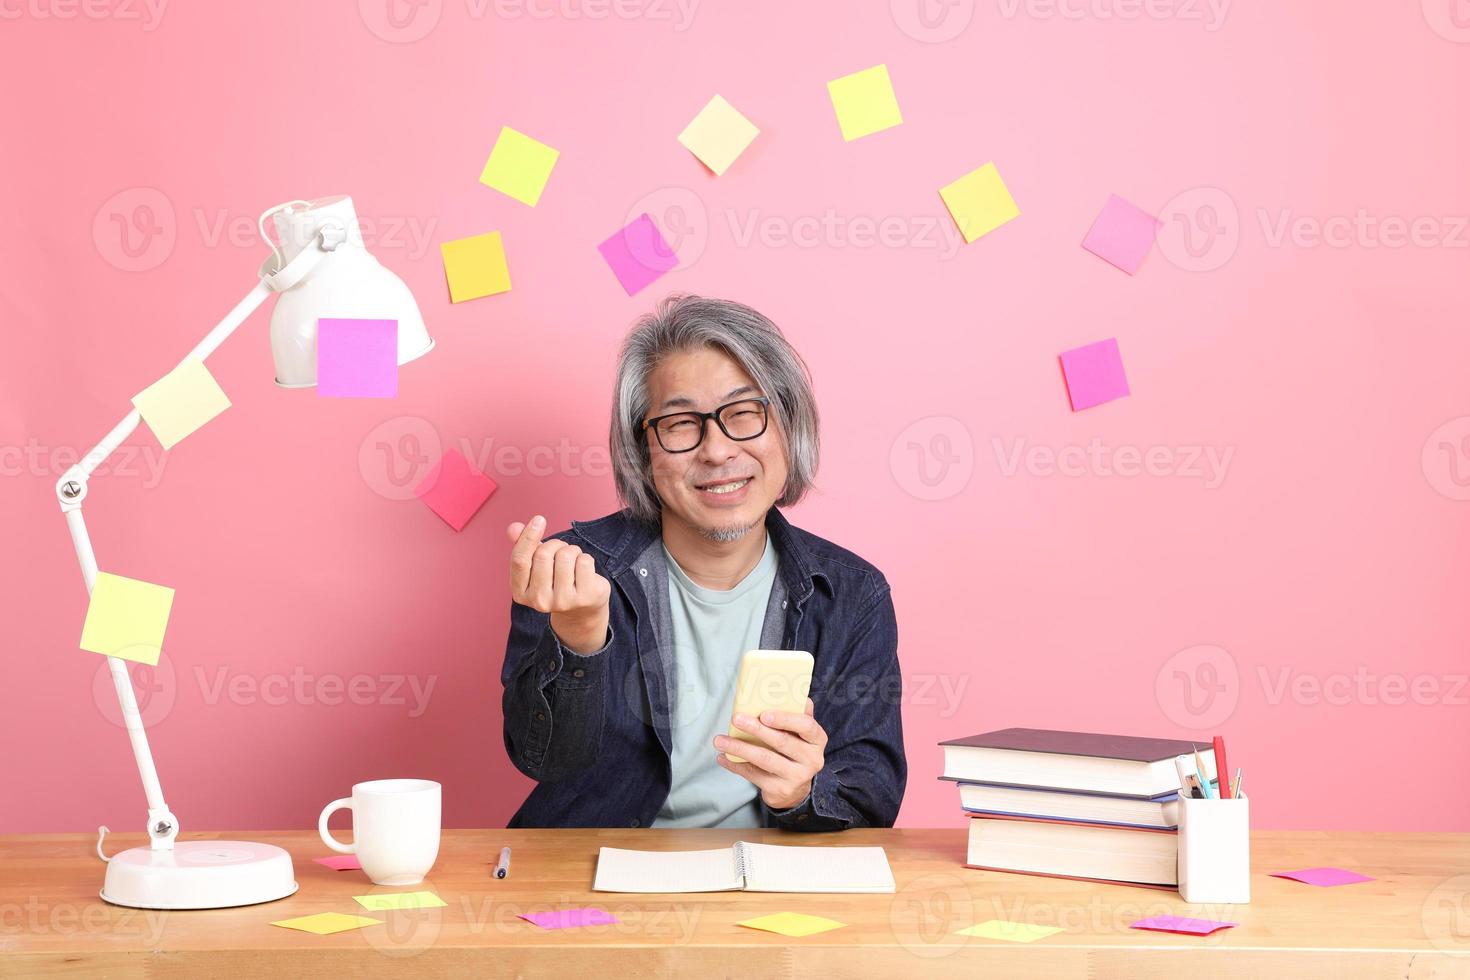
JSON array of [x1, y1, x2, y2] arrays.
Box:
[[316, 318, 398, 398], [1059, 337, 1130, 411], [1270, 867, 1375, 887], [1131, 916, 1236, 936], [414, 449, 497, 532], [597, 213, 678, 295], [314, 854, 362, 871], [519, 907, 620, 930], [1081, 194, 1161, 275]]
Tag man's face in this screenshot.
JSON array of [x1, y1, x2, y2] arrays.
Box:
[[644, 346, 788, 542]]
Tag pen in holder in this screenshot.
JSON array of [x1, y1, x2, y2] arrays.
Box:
[[1177, 795, 1250, 904]]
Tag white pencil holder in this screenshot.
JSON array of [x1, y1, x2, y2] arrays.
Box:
[[1177, 796, 1250, 904]]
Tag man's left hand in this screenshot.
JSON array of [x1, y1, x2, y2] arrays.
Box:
[[714, 697, 827, 810]]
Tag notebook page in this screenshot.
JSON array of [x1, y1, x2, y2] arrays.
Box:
[[738, 843, 896, 894], [592, 846, 743, 893]]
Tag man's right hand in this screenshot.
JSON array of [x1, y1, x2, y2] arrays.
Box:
[[507, 515, 612, 655]]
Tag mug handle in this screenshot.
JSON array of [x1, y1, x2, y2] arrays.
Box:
[[318, 797, 355, 854]]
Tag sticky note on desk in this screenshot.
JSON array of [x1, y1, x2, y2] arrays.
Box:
[[598, 214, 678, 295], [314, 854, 362, 871], [316, 318, 398, 398], [415, 448, 498, 531], [519, 907, 620, 930], [131, 358, 231, 450], [79, 571, 175, 666], [738, 912, 846, 937], [956, 920, 1063, 943], [939, 162, 1020, 244], [827, 64, 902, 141], [479, 126, 559, 207], [272, 912, 382, 935], [440, 231, 511, 303], [1082, 193, 1161, 275], [678, 95, 759, 176], [353, 891, 448, 911], [1059, 337, 1130, 411], [1271, 867, 1375, 887], [1131, 915, 1236, 935]]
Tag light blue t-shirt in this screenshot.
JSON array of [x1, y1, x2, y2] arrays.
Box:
[[652, 533, 779, 828]]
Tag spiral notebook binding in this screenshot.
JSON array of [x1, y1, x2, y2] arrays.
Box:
[[733, 842, 749, 885]]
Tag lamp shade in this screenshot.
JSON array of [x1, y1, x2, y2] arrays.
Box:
[[268, 195, 434, 387]]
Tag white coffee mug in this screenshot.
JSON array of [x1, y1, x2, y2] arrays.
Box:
[[319, 778, 441, 886]]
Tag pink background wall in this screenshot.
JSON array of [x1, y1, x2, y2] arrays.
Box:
[[2, 1, 1467, 835]]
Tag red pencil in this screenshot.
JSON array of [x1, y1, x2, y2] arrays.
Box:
[[1212, 735, 1231, 798]]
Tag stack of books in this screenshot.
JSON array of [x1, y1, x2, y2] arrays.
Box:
[[940, 728, 1218, 889]]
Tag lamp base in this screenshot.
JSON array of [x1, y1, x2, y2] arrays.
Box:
[[100, 840, 298, 910]]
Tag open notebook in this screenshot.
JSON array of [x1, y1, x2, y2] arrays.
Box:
[[593, 842, 895, 894]]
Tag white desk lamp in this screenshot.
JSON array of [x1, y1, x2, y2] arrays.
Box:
[[57, 195, 434, 910]]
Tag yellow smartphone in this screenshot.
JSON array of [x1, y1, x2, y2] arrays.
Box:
[[725, 650, 814, 764]]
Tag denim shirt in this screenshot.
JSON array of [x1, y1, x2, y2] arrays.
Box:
[[501, 506, 906, 830]]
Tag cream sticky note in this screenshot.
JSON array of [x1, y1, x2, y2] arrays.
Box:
[[79, 571, 175, 666], [940, 162, 1020, 243], [353, 891, 448, 911], [131, 358, 231, 450], [678, 94, 760, 176], [271, 912, 382, 935], [479, 126, 559, 207], [440, 231, 511, 303], [737, 912, 846, 938], [956, 920, 1064, 943], [827, 64, 902, 141]]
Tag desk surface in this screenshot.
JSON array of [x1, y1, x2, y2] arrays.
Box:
[[2, 828, 1467, 978]]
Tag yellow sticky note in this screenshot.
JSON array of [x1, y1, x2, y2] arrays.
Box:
[[737, 912, 846, 938], [79, 571, 175, 666], [956, 919, 1064, 943], [479, 126, 560, 207], [939, 162, 1020, 243], [353, 891, 448, 911], [677, 94, 760, 176], [826, 64, 902, 142], [272, 912, 382, 936], [131, 358, 231, 451], [440, 231, 511, 303]]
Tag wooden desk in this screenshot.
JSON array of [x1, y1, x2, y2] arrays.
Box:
[[2, 828, 1467, 978]]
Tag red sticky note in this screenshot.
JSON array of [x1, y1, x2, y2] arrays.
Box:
[[415, 449, 497, 531], [1059, 337, 1130, 411], [316, 318, 398, 398], [1271, 867, 1375, 887], [314, 854, 362, 871], [597, 214, 678, 295], [1081, 194, 1161, 275], [519, 907, 619, 930], [1131, 915, 1236, 935]]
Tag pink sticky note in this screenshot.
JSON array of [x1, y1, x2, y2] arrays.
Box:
[[314, 854, 362, 871], [1271, 867, 1375, 887], [519, 907, 620, 930], [1131, 916, 1236, 935], [1059, 337, 1130, 411], [414, 448, 498, 531], [1081, 194, 1161, 275], [316, 318, 398, 398], [597, 213, 678, 295]]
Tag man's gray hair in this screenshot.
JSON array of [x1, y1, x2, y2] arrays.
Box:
[[610, 294, 820, 525]]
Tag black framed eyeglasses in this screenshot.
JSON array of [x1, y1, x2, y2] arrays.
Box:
[[642, 397, 771, 453]]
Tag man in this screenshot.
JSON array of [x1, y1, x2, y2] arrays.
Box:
[[501, 295, 905, 830]]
